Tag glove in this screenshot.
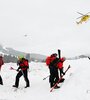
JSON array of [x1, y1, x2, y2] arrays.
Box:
[[63, 72, 65, 75], [16, 69, 19, 72]]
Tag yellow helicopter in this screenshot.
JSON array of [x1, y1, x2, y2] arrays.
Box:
[[76, 12, 90, 24]]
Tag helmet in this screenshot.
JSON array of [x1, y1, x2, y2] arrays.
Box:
[[18, 55, 24, 60], [51, 53, 57, 57]]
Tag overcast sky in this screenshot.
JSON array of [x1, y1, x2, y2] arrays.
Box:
[[0, 0, 90, 56]]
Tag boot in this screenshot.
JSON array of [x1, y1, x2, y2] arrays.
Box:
[[59, 78, 65, 83], [25, 84, 30, 88], [12, 85, 18, 88]]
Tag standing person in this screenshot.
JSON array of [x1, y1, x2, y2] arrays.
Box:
[[13, 56, 30, 88], [57, 57, 66, 81], [46, 53, 60, 89], [0, 55, 4, 85]]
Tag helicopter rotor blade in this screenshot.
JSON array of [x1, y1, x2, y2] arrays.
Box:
[[76, 15, 83, 19], [76, 12, 90, 19], [77, 12, 84, 15]]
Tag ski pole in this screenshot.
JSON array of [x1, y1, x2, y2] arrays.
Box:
[[10, 67, 26, 80], [43, 75, 49, 80], [10, 67, 17, 71]]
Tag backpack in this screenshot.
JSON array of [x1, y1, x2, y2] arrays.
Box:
[[46, 56, 59, 66], [46, 56, 52, 66], [22, 59, 29, 69]]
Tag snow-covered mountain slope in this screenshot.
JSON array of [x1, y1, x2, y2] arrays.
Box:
[[0, 58, 90, 100]]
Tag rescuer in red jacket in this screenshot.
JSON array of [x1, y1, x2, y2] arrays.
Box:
[[0, 55, 4, 85], [13, 56, 30, 88], [57, 57, 66, 77], [46, 53, 60, 89]]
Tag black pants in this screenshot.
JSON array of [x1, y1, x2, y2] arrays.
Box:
[[0, 75, 3, 85], [15, 69, 30, 87], [59, 68, 64, 77], [49, 66, 59, 88]]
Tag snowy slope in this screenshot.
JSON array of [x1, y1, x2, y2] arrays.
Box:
[[0, 58, 90, 100]]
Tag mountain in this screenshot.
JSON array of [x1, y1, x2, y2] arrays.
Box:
[[0, 44, 46, 62], [1, 44, 90, 63]]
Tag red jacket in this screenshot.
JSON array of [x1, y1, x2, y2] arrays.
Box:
[[0, 56, 4, 70], [57, 57, 65, 69], [46, 56, 57, 66], [18, 58, 29, 70]]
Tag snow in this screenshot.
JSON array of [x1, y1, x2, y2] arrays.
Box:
[[0, 58, 90, 100]]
